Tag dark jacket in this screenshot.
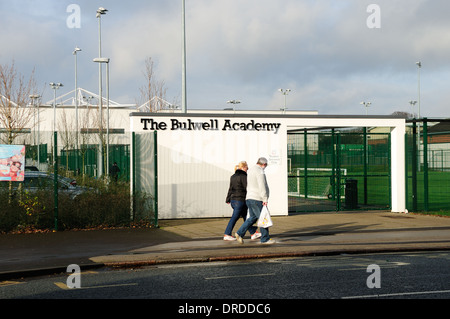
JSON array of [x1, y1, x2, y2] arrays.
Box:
[[225, 169, 247, 203]]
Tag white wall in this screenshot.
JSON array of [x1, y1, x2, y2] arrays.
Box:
[[130, 114, 407, 218], [131, 115, 288, 219], [34, 106, 132, 133]]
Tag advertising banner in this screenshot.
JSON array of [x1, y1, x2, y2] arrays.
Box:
[[0, 145, 25, 181]]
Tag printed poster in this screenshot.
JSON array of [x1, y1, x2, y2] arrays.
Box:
[[0, 145, 25, 181]]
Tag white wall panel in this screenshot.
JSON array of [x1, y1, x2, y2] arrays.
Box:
[[154, 118, 288, 219], [130, 114, 406, 218]]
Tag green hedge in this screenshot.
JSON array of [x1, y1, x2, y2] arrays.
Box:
[[0, 182, 154, 233]]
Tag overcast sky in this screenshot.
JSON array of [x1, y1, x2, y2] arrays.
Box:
[[1, 0, 450, 117]]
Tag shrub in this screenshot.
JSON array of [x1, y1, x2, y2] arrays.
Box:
[[0, 180, 155, 233]]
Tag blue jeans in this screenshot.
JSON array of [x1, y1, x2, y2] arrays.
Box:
[[236, 199, 270, 243], [225, 200, 257, 236]]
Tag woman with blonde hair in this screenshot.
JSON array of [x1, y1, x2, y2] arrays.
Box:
[[224, 161, 260, 241]]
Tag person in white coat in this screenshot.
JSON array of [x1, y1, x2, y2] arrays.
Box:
[[235, 157, 274, 244]]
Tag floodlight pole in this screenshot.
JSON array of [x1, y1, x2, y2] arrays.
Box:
[[360, 101, 371, 115], [50, 83, 63, 132], [416, 62, 421, 120], [181, 0, 187, 113], [29, 94, 41, 167], [227, 100, 241, 113], [94, 57, 110, 174], [50, 82, 63, 231], [416, 62, 422, 172], [96, 7, 107, 176], [279, 89, 291, 113], [73, 46, 81, 174]]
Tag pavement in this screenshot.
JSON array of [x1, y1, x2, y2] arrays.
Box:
[[1, 210, 450, 281]]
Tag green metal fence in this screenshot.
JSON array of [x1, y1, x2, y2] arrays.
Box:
[[59, 144, 130, 181], [1, 130, 158, 232], [19, 130, 131, 181], [131, 131, 158, 227], [288, 128, 391, 213], [406, 118, 450, 212]]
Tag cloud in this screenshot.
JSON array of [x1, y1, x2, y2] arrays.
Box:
[[1, 0, 450, 117]]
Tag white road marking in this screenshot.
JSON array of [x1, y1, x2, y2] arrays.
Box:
[[342, 289, 450, 299]]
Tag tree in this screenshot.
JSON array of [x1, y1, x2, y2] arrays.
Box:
[[0, 61, 37, 144], [138, 57, 169, 112], [57, 108, 77, 176], [391, 111, 414, 119], [78, 105, 95, 180]]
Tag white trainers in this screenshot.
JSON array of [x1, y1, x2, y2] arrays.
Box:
[[223, 235, 236, 241], [261, 239, 276, 245], [235, 233, 244, 244], [251, 232, 261, 240]]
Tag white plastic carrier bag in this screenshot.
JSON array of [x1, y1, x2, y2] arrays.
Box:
[[257, 205, 273, 228]]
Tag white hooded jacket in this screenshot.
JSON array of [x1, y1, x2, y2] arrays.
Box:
[[245, 164, 269, 202]]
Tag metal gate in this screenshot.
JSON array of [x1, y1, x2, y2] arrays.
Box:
[[131, 131, 158, 226], [288, 128, 391, 213]]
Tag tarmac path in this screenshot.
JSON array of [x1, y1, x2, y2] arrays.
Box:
[[1, 211, 450, 280]]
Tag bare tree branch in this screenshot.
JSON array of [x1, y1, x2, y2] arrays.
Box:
[[138, 57, 168, 112], [0, 61, 37, 144]]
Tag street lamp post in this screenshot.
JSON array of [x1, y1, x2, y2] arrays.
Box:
[[73, 47, 81, 146], [29, 94, 41, 167], [96, 7, 107, 177], [73, 46, 81, 174], [360, 101, 371, 179], [416, 61, 422, 164], [226, 100, 241, 112], [93, 57, 110, 175], [49, 82, 62, 232], [279, 89, 291, 113], [409, 100, 417, 116], [360, 101, 372, 115], [50, 83, 63, 132], [416, 62, 421, 120], [409, 99, 419, 170]]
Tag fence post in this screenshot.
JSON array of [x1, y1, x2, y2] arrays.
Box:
[[336, 133, 341, 211], [304, 131, 308, 199], [411, 121, 418, 211], [404, 133, 408, 210], [53, 131, 58, 231], [363, 127, 368, 205], [331, 129, 336, 200], [153, 130, 158, 228], [130, 132, 136, 221], [423, 118, 429, 211], [388, 133, 392, 209]]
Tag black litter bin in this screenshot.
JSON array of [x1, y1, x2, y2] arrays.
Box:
[[345, 179, 358, 209]]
